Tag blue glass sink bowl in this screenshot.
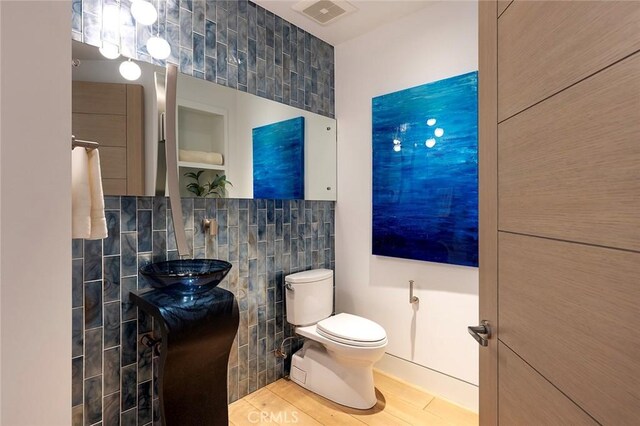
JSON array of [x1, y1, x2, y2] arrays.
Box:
[[140, 259, 232, 293]]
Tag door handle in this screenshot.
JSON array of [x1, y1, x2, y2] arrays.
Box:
[[468, 320, 491, 347]]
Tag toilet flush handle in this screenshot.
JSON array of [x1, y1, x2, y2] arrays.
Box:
[[285, 282, 295, 292]]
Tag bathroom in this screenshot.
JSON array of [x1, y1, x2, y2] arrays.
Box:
[[1, 0, 638, 425]]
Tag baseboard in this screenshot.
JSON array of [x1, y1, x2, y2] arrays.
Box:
[[374, 353, 479, 413]]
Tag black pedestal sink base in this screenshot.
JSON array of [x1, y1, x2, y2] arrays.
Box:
[[132, 286, 239, 426]]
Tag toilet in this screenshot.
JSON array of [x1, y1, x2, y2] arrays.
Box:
[[284, 268, 387, 409]]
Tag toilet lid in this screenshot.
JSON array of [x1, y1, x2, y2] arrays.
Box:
[[317, 313, 387, 346]]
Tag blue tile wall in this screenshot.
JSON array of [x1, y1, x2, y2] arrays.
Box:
[[72, 196, 335, 425], [72, 0, 335, 118]]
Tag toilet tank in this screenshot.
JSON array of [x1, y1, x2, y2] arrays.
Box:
[[285, 269, 333, 326]]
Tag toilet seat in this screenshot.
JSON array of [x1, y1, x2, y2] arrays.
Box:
[[317, 313, 387, 348]]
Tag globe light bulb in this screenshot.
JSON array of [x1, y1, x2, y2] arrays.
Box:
[[425, 138, 436, 148], [426, 118, 436, 126], [99, 41, 120, 59], [434, 128, 444, 137], [146, 36, 171, 60], [119, 59, 142, 81], [131, 0, 158, 26], [393, 145, 401, 152]]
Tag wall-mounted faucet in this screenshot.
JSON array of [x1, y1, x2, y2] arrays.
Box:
[[409, 280, 419, 304]]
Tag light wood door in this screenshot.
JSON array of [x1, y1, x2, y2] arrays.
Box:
[[478, 1, 640, 424], [72, 81, 145, 195]]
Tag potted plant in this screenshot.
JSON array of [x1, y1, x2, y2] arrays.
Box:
[[184, 170, 232, 198]]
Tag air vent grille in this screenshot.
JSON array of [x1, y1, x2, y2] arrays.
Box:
[[294, 0, 356, 26]]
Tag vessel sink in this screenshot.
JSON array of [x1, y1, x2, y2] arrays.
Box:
[[140, 259, 232, 293]]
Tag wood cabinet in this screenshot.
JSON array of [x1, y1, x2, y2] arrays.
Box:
[[72, 81, 145, 195]]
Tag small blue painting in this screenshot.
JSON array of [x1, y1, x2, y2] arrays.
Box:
[[372, 71, 478, 267], [253, 116, 305, 199]]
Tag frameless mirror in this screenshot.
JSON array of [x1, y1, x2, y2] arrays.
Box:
[[71, 40, 337, 200]]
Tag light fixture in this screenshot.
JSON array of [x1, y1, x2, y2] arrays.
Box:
[[393, 139, 401, 145], [131, 0, 158, 26], [425, 138, 436, 148], [426, 118, 436, 126], [393, 145, 401, 152], [434, 128, 444, 137], [99, 41, 120, 59], [146, 36, 171, 60], [119, 59, 142, 80]]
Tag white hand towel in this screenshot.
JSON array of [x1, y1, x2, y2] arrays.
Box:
[[72, 147, 91, 239], [87, 149, 108, 239], [179, 149, 224, 165]]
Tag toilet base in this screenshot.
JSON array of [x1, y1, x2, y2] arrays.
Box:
[[289, 340, 377, 409]]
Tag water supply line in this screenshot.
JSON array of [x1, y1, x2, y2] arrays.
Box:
[[275, 336, 298, 359], [164, 64, 191, 257]]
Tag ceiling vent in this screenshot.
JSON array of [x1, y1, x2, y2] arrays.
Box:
[[293, 0, 356, 26]]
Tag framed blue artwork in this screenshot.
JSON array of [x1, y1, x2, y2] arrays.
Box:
[[372, 71, 478, 267], [252, 116, 305, 199]]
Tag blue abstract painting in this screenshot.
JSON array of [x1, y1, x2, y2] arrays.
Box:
[[372, 71, 478, 267], [253, 116, 305, 199]]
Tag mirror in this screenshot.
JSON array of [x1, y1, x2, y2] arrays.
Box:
[[71, 40, 337, 200]]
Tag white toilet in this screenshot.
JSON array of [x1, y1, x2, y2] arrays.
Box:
[[284, 269, 388, 409]]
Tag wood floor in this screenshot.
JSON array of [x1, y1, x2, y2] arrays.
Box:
[[229, 370, 478, 425]]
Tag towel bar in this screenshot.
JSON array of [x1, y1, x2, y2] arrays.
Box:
[[71, 135, 99, 150]]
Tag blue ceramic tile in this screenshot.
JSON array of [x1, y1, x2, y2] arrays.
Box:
[[121, 364, 137, 411], [137, 197, 152, 210], [216, 6, 228, 44], [121, 197, 137, 232], [152, 197, 166, 231], [138, 342, 153, 383], [85, 280, 103, 329], [167, 22, 181, 65], [167, 0, 180, 23], [180, 8, 193, 48], [138, 380, 152, 424], [104, 256, 120, 303], [72, 356, 83, 407], [180, 47, 193, 75], [104, 301, 121, 348], [205, 20, 217, 56], [121, 408, 136, 426], [103, 211, 120, 256], [205, 55, 217, 82], [72, 307, 83, 358], [137, 210, 152, 252], [193, 32, 205, 72], [103, 391, 120, 426], [121, 233, 137, 276], [181, 0, 193, 12], [84, 239, 102, 281], [227, 0, 238, 31], [72, 259, 83, 308], [104, 346, 121, 395], [137, 253, 153, 290], [84, 375, 102, 425], [121, 320, 137, 366], [85, 327, 103, 378], [193, 0, 205, 34], [121, 276, 138, 321], [217, 42, 228, 80], [152, 230, 167, 263], [72, 238, 83, 259], [228, 63, 238, 89], [205, 0, 216, 21]]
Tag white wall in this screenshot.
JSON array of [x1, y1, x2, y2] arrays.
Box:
[[335, 1, 479, 410], [0, 1, 71, 424]]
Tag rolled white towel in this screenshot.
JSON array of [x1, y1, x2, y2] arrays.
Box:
[[179, 149, 224, 165], [72, 147, 91, 239], [88, 149, 107, 239]]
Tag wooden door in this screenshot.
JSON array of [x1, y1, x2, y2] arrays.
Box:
[[72, 81, 145, 195], [478, 1, 640, 424]]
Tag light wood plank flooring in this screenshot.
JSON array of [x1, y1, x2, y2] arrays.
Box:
[[229, 370, 478, 425]]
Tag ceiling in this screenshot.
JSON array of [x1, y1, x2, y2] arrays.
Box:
[[252, 0, 433, 45]]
